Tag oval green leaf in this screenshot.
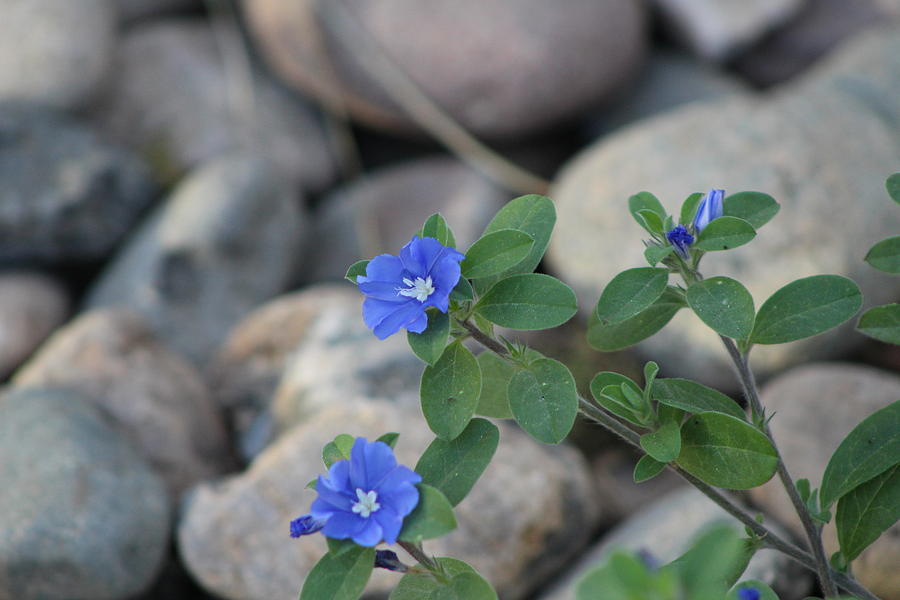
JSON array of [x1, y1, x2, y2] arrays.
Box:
[[300, 546, 374, 600], [415, 418, 500, 506], [686, 277, 755, 340], [595, 267, 669, 325], [390, 558, 497, 600], [629, 191, 666, 233], [680, 192, 704, 226], [676, 412, 778, 489], [508, 357, 578, 444], [450, 277, 474, 303], [820, 400, 900, 508], [461, 229, 534, 279], [475, 348, 542, 418], [345, 260, 369, 284], [475, 273, 577, 330], [420, 341, 482, 440], [835, 463, 900, 561], [723, 192, 780, 229], [652, 378, 745, 420], [750, 275, 862, 345], [887, 172, 900, 204], [857, 303, 900, 345], [421, 213, 457, 248], [640, 420, 681, 462], [408, 310, 450, 365], [633, 455, 667, 482], [398, 484, 457, 542], [865, 235, 900, 274], [587, 288, 684, 351], [644, 245, 673, 266], [323, 433, 355, 468], [694, 216, 756, 251]]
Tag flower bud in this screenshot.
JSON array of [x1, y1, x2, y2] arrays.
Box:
[[692, 189, 724, 233]]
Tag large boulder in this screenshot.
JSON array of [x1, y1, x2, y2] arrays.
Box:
[[548, 27, 900, 389], [243, 0, 647, 139], [0, 272, 68, 379]]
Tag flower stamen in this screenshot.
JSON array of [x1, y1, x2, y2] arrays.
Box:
[[396, 276, 435, 302], [351, 488, 381, 518]]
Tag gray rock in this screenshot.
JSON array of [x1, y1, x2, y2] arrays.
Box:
[[590, 447, 685, 525], [85, 155, 306, 364], [92, 20, 337, 192], [14, 309, 232, 498], [0, 0, 115, 110], [117, 0, 200, 23], [244, 0, 648, 139], [749, 363, 900, 599], [178, 400, 599, 600], [0, 103, 157, 264], [308, 157, 507, 281], [547, 27, 900, 389], [0, 272, 68, 379], [653, 0, 804, 61], [538, 487, 810, 600], [0, 387, 170, 599]]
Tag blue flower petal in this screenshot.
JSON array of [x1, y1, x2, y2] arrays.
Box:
[[349, 438, 397, 491], [359, 280, 404, 301], [373, 505, 404, 545], [352, 520, 384, 547], [406, 311, 428, 334], [372, 299, 426, 340], [399, 236, 426, 274], [321, 510, 368, 540], [362, 297, 403, 330], [357, 254, 404, 285]]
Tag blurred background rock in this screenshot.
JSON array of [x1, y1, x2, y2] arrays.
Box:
[[0, 0, 898, 598]]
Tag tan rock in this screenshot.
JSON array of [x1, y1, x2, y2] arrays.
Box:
[[0, 272, 68, 379]]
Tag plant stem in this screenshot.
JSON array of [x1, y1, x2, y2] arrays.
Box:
[[719, 337, 840, 598], [398, 541, 440, 574]]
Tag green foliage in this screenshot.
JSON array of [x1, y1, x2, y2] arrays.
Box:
[[449, 277, 474, 303], [750, 275, 862, 345], [864, 235, 900, 274], [686, 277, 755, 340], [390, 558, 497, 600], [694, 216, 756, 252], [461, 229, 534, 279], [590, 371, 648, 426], [508, 357, 578, 444], [857, 303, 900, 344], [300, 546, 374, 600], [633, 455, 667, 482], [323, 434, 355, 468], [421, 213, 457, 248], [652, 378, 746, 421], [680, 192, 704, 226], [644, 245, 674, 266], [595, 267, 669, 325], [474, 352, 515, 418], [820, 400, 900, 508], [408, 311, 450, 365], [676, 412, 778, 489], [377, 432, 400, 448], [420, 342, 482, 441], [576, 551, 678, 600], [475, 273, 578, 330], [415, 418, 499, 506], [587, 288, 685, 351], [836, 464, 900, 561], [345, 260, 369, 284], [669, 526, 751, 598], [398, 484, 457, 542], [629, 191, 667, 235], [722, 192, 780, 229], [640, 420, 681, 462], [887, 172, 900, 204]]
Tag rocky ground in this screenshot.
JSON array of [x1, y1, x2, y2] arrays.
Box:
[[0, 1, 898, 599]]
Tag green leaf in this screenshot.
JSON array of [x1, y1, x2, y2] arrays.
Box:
[[420, 341, 482, 440], [857, 304, 900, 345], [326, 537, 358, 557], [727, 580, 779, 600], [634, 455, 667, 482], [323, 434, 355, 468], [820, 400, 900, 508], [390, 558, 497, 600], [408, 311, 450, 365], [595, 267, 669, 325], [415, 418, 499, 506], [836, 463, 900, 561], [345, 260, 369, 284], [508, 357, 578, 444], [377, 432, 399, 449], [887, 172, 900, 204], [449, 277, 474, 303], [686, 277, 755, 340], [636, 209, 664, 235], [652, 378, 746, 421], [421, 213, 457, 248], [474, 352, 514, 418], [750, 275, 862, 345], [640, 420, 681, 463], [629, 191, 666, 231], [723, 192, 780, 229], [398, 484, 457, 542], [644, 245, 673, 266], [680, 192, 704, 226], [676, 412, 778, 489], [694, 216, 756, 251], [475, 274, 577, 330], [865, 235, 900, 274], [461, 229, 534, 279], [473, 195, 555, 294], [587, 288, 684, 351], [670, 525, 748, 597], [643, 361, 659, 401], [299, 546, 374, 600], [590, 371, 642, 397], [594, 384, 645, 426]]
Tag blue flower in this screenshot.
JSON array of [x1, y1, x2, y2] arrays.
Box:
[[301, 437, 422, 546], [693, 188, 724, 233], [666, 225, 694, 259], [289, 514, 326, 538], [357, 236, 465, 339], [737, 587, 760, 600]]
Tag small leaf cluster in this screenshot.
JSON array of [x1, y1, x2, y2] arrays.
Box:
[[857, 172, 900, 344]]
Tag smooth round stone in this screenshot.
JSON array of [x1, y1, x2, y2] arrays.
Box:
[[178, 399, 599, 600], [0, 388, 170, 599], [117, 0, 200, 23], [0, 272, 68, 379], [547, 28, 900, 389], [14, 309, 232, 498], [749, 363, 900, 599], [0, 0, 115, 110], [244, 0, 647, 139]]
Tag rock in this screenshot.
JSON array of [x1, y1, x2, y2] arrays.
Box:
[[307, 157, 507, 281], [590, 447, 685, 525], [547, 28, 900, 389], [0, 103, 157, 265], [749, 363, 900, 599], [653, 0, 804, 61], [178, 399, 599, 600], [85, 155, 306, 364], [13, 309, 232, 498], [117, 0, 200, 23], [0, 387, 170, 599], [92, 20, 337, 191], [538, 487, 810, 600], [244, 0, 647, 140], [0, 272, 68, 379], [0, 0, 115, 110]]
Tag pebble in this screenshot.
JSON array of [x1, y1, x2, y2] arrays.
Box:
[[0, 272, 68, 379]]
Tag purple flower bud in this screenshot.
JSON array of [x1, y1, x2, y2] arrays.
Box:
[[666, 225, 694, 259], [737, 587, 761, 600], [692, 189, 724, 233], [289, 514, 327, 538], [374, 549, 408, 572]]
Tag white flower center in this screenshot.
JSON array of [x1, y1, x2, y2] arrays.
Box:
[[351, 488, 381, 518], [396, 276, 435, 302]]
